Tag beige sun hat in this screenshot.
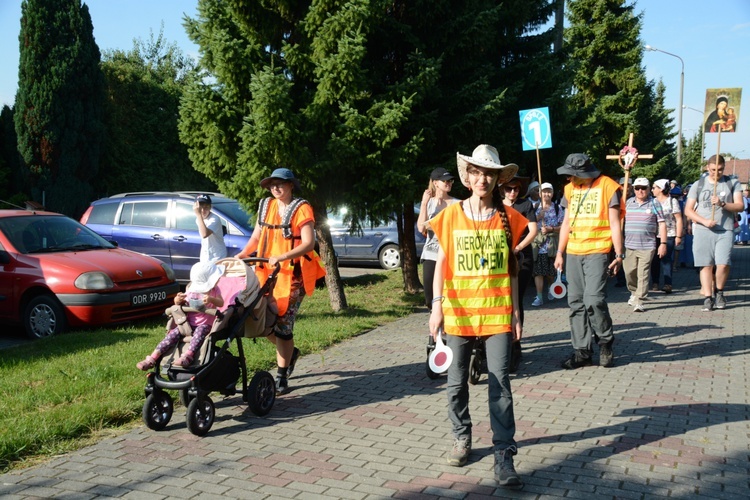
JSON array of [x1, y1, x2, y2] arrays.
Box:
[[456, 144, 519, 188]]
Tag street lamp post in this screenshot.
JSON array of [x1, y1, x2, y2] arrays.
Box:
[[645, 45, 684, 164], [683, 105, 705, 162]]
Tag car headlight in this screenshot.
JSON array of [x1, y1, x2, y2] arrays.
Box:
[[161, 263, 176, 281], [75, 272, 114, 290]]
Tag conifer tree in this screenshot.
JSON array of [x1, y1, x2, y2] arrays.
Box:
[[565, 0, 652, 176], [14, 0, 104, 216]]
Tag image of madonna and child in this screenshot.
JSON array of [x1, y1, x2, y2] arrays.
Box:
[[427, 144, 527, 489], [136, 261, 225, 370]]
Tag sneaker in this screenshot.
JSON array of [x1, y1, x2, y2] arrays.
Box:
[[701, 297, 714, 312], [275, 375, 289, 395], [662, 284, 672, 294], [715, 292, 727, 310], [287, 347, 301, 378], [633, 303, 645, 312], [547, 291, 556, 301], [494, 447, 523, 489], [627, 295, 635, 306], [599, 341, 614, 368], [531, 296, 543, 307], [447, 437, 471, 467], [561, 350, 593, 370]]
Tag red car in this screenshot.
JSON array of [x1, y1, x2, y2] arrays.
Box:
[[0, 209, 180, 338]]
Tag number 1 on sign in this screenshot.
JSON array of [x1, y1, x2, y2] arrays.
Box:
[[528, 120, 541, 147]]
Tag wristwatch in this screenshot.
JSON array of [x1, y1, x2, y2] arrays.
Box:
[[615, 254, 626, 259]]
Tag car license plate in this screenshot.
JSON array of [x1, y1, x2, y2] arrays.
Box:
[[131, 290, 167, 307]]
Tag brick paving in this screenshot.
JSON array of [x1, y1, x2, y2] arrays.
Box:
[[2, 247, 749, 499]]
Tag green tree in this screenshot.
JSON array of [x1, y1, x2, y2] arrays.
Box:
[[629, 80, 677, 180], [565, 0, 658, 178], [678, 130, 704, 185], [98, 29, 213, 196], [14, 0, 105, 217]]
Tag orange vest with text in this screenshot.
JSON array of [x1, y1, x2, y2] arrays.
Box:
[[431, 203, 527, 337], [254, 199, 325, 316], [564, 175, 621, 255]]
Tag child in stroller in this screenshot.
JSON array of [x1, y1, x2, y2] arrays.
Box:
[[136, 261, 224, 371], [140, 257, 280, 436]]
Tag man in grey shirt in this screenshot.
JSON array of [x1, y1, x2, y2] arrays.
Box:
[[684, 155, 743, 311]]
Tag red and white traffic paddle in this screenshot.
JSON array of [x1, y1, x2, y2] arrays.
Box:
[[428, 329, 453, 374], [549, 270, 567, 299]]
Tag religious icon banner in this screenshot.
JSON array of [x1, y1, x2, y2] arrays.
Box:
[[704, 88, 742, 134]]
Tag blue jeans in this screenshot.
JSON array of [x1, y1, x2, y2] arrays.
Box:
[[445, 333, 516, 452], [565, 253, 614, 352]]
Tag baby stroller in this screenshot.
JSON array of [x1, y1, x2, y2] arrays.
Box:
[[141, 257, 280, 436], [425, 335, 486, 384]]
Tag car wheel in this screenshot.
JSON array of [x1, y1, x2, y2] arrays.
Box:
[[24, 295, 67, 339], [378, 244, 401, 270]]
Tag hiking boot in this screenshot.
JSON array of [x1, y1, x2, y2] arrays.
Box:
[[494, 447, 523, 489], [447, 437, 471, 467], [662, 284, 672, 294], [275, 375, 289, 395], [599, 340, 614, 368], [715, 292, 727, 310], [287, 347, 301, 378], [633, 303, 645, 312], [509, 341, 522, 374], [701, 297, 714, 312], [531, 296, 543, 307], [561, 350, 592, 370]]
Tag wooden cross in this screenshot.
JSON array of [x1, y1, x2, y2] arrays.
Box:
[[605, 132, 654, 197]]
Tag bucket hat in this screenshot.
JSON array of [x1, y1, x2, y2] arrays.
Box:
[[260, 168, 301, 191], [188, 261, 226, 294], [456, 144, 518, 188], [526, 181, 540, 196], [557, 153, 601, 179]]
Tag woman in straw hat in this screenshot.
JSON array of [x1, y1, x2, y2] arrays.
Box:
[[427, 144, 527, 489]]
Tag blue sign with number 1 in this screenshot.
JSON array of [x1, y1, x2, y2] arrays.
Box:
[[519, 107, 552, 151]]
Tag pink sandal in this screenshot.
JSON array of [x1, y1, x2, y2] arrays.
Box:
[[173, 352, 194, 367], [136, 355, 157, 371]]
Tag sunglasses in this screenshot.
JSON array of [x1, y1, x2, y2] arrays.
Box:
[[504, 185, 521, 192], [634, 186, 648, 191]]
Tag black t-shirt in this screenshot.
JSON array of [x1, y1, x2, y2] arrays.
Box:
[[512, 198, 537, 270]]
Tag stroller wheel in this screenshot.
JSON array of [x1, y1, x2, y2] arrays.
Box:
[[247, 371, 276, 416], [143, 392, 174, 431], [186, 396, 215, 436], [469, 352, 482, 385]]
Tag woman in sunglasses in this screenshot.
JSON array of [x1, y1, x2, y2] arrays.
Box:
[[501, 175, 538, 373]]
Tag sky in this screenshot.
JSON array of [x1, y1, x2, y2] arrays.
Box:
[[1, 0, 749, 159]]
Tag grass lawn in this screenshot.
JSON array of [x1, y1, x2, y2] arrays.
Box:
[[0, 270, 423, 472]]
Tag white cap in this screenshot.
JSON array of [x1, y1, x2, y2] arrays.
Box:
[[633, 177, 650, 187], [540, 182, 554, 191]]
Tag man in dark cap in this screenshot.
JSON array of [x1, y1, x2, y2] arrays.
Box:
[[553, 154, 624, 369], [194, 194, 227, 263]]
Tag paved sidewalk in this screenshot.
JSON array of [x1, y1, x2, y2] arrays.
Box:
[[2, 248, 749, 499]]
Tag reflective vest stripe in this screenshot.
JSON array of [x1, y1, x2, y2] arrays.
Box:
[[565, 176, 620, 255]]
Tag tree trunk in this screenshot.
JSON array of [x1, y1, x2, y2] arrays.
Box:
[[313, 205, 347, 312], [400, 202, 422, 294]]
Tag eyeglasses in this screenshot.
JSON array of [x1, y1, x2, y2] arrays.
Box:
[[467, 169, 498, 181], [269, 181, 289, 189], [504, 185, 521, 192], [633, 186, 648, 191]]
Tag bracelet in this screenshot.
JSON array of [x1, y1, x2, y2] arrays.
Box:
[[432, 296, 444, 304], [660, 242, 667, 246], [556, 250, 564, 255]]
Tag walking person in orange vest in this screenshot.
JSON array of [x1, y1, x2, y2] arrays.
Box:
[[554, 154, 624, 369], [428, 144, 528, 489], [236, 168, 325, 394]]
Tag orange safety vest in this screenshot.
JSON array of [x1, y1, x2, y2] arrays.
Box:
[[564, 175, 621, 255], [254, 198, 325, 316], [431, 203, 528, 337]]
